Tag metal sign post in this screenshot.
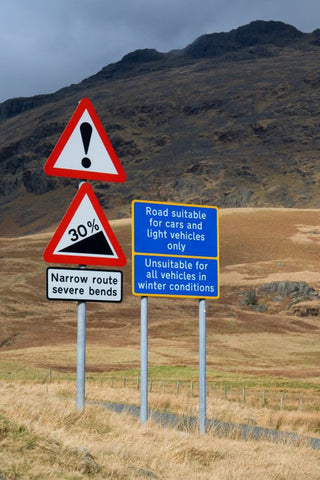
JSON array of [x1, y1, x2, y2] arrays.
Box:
[[199, 298, 206, 435], [43, 98, 127, 412], [140, 296, 148, 423], [76, 291, 86, 410], [132, 200, 220, 434]]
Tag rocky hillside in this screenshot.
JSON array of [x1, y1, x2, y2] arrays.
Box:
[[1, 20, 320, 235]]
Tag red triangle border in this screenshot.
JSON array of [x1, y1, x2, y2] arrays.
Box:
[[43, 183, 127, 266], [43, 98, 126, 182]]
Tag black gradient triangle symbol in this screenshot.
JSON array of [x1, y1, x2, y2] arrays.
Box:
[[59, 231, 113, 256]]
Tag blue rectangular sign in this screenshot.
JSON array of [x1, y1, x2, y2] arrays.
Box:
[[132, 200, 220, 299], [133, 254, 219, 298], [133, 201, 218, 258]]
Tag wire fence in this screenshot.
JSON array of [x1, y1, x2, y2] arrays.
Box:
[[1, 369, 319, 412], [102, 376, 319, 412]]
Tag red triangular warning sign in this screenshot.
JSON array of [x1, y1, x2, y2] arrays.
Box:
[[44, 98, 126, 182], [43, 183, 127, 266]]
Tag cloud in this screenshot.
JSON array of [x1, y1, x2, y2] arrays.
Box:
[[0, 0, 319, 101]]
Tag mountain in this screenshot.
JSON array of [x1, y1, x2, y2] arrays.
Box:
[[1, 20, 320, 236]]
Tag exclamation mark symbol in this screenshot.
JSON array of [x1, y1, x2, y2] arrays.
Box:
[[80, 122, 93, 169]]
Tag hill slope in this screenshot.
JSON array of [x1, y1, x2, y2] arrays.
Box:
[[2, 208, 320, 380], [1, 20, 320, 235]]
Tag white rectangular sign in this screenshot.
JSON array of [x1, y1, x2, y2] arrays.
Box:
[[46, 267, 122, 302]]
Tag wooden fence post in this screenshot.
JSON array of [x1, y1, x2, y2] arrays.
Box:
[[300, 396, 303, 411], [242, 387, 246, 404], [280, 393, 284, 410]]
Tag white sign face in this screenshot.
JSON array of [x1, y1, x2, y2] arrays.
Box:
[[43, 98, 126, 183], [46, 267, 122, 302], [43, 182, 127, 267], [54, 109, 118, 175], [52, 193, 117, 259]]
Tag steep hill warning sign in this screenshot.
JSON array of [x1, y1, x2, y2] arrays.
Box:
[[43, 182, 126, 266]]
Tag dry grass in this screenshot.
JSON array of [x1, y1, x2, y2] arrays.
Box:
[[81, 382, 320, 438], [0, 381, 320, 479]]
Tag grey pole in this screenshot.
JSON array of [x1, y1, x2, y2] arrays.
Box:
[[199, 298, 206, 435], [140, 296, 148, 424], [76, 182, 87, 411], [76, 296, 86, 410]]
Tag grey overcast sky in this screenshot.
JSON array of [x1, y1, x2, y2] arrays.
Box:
[[0, 0, 319, 103]]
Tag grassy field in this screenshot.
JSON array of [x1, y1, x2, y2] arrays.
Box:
[[1, 381, 320, 479], [1, 208, 320, 477]]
